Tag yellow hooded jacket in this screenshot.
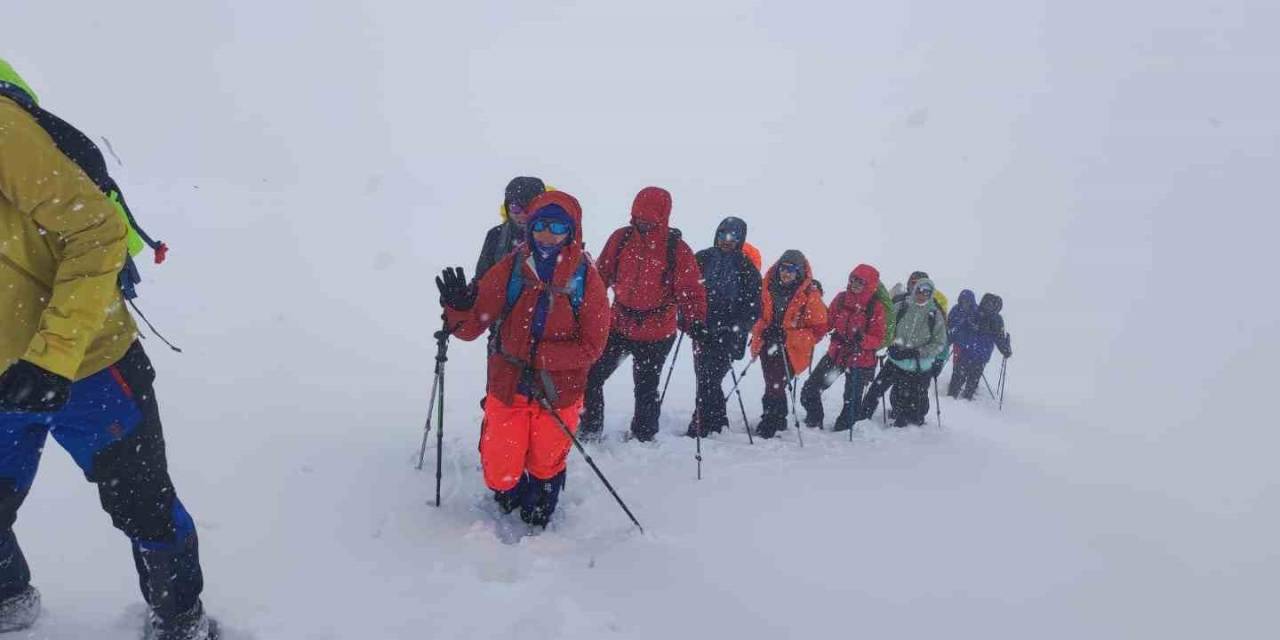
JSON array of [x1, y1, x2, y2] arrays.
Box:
[[0, 95, 138, 381]]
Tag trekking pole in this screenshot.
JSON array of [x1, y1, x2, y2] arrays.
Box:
[[416, 321, 461, 507], [849, 368, 859, 443], [728, 368, 755, 445], [933, 376, 943, 430], [998, 357, 1008, 411], [878, 355, 888, 426], [658, 332, 684, 409], [418, 321, 459, 470], [416, 358, 442, 471], [721, 355, 759, 400], [981, 373, 998, 401], [781, 346, 804, 448], [694, 409, 702, 480], [533, 382, 645, 534]]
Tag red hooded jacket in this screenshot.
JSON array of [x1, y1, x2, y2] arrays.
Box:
[[824, 264, 887, 369], [595, 187, 707, 342], [445, 191, 611, 408]]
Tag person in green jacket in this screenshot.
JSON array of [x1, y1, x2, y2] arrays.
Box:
[[0, 59, 216, 639], [858, 278, 947, 427]]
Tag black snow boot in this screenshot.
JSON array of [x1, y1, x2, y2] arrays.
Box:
[[144, 601, 218, 640], [494, 474, 530, 514], [0, 585, 40, 633], [520, 471, 567, 528]]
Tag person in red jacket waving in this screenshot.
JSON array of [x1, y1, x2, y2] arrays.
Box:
[[436, 191, 610, 527], [581, 187, 708, 442], [800, 264, 887, 431]]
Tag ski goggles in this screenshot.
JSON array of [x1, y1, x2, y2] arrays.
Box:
[[531, 219, 572, 235], [848, 275, 867, 287], [914, 286, 934, 297], [779, 263, 804, 275], [717, 230, 740, 242]]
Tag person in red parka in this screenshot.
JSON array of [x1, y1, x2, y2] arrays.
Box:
[[580, 186, 708, 442], [436, 191, 610, 527], [800, 264, 887, 431]]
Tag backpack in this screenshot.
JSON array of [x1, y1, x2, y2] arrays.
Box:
[[610, 226, 681, 294], [867, 283, 894, 350], [0, 81, 178, 350], [0, 82, 167, 298]]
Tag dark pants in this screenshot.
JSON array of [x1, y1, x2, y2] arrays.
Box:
[[800, 355, 874, 430], [690, 345, 735, 436], [757, 342, 795, 438], [0, 343, 203, 619], [948, 356, 988, 400], [861, 362, 932, 426], [581, 332, 677, 441]]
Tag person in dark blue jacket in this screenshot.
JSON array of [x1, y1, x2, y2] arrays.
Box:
[[948, 293, 1012, 399], [687, 217, 761, 437]]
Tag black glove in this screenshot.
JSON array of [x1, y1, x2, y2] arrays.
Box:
[[0, 360, 72, 413], [887, 345, 919, 361], [687, 321, 712, 344], [435, 266, 477, 311], [762, 325, 785, 345]]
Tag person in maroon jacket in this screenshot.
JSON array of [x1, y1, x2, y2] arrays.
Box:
[[580, 186, 708, 442], [800, 264, 888, 431], [436, 190, 610, 527]]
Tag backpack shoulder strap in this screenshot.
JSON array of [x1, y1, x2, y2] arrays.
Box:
[[502, 254, 525, 315], [662, 228, 681, 289]]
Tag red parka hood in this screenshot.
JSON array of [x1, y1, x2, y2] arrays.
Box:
[[849, 264, 880, 304], [631, 186, 672, 227], [525, 191, 585, 245]]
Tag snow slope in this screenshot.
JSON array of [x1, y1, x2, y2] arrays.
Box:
[[3, 1, 1278, 638]]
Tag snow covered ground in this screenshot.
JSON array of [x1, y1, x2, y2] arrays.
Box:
[[3, 1, 1278, 638]]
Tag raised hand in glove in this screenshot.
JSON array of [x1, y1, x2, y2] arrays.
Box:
[[0, 360, 72, 413], [436, 266, 477, 311], [887, 345, 920, 361]]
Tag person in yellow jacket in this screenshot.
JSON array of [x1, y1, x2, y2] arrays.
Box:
[[0, 59, 216, 639]]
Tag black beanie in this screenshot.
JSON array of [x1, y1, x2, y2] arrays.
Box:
[[505, 177, 546, 209]]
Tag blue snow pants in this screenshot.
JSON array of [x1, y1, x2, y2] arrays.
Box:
[[0, 342, 203, 618]]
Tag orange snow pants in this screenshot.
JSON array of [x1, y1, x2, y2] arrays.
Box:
[[480, 394, 581, 491]]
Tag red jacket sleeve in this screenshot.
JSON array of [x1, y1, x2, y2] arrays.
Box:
[[825, 292, 846, 336], [535, 264, 612, 372], [595, 229, 625, 289], [673, 241, 708, 329], [444, 254, 511, 342]]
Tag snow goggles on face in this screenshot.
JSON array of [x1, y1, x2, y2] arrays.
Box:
[[780, 263, 803, 275], [915, 287, 934, 297], [717, 231, 740, 242], [531, 219, 572, 235], [849, 276, 866, 287]]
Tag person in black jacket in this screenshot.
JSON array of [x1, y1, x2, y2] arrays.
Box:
[[687, 217, 762, 437], [473, 176, 546, 281]]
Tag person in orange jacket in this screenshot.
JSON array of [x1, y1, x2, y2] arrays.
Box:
[[437, 191, 610, 527], [750, 250, 828, 438]]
